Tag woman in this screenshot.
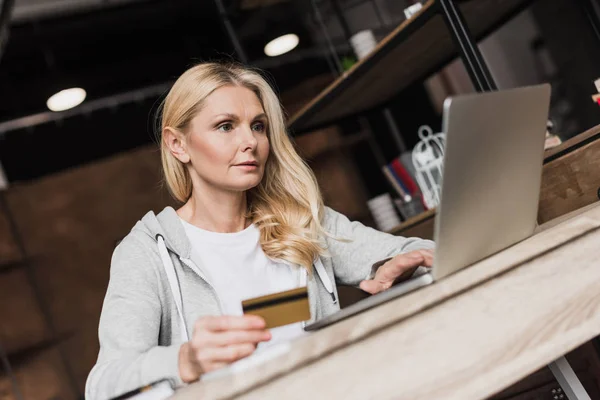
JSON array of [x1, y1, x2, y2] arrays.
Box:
[[86, 62, 434, 400]]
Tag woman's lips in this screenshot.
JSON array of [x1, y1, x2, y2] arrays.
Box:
[[235, 162, 259, 170]]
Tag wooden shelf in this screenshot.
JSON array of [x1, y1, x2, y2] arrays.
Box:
[[288, 0, 534, 134], [388, 208, 436, 235]]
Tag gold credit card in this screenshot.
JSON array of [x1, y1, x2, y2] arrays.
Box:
[[242, 287, 310, 329]]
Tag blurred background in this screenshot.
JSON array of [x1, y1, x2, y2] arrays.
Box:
[[0, 0, 599, 399]]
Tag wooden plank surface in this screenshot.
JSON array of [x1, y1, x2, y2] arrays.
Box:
[[172, 203, 600, 400], [236, 221, 600, 399], [288, 0, 533, 133]]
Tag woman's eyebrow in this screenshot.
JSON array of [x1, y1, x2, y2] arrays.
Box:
[[213, 113, 239, 121], [253, 113, 267, 120]]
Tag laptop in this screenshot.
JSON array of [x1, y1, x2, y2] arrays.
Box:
[[305, 84, 551, 331]]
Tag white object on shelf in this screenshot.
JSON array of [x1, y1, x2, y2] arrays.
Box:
[[594, 78, 600, 93], [0, 160, 8, 190], [350, 29, 377, 60], [404, 2, 423, 19], [412, 125, 445, 209], [367, 193, 402, 231]]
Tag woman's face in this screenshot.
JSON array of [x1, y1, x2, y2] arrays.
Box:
[[183, 85, 270, 194]]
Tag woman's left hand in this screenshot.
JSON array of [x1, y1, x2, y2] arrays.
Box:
[[359, 249, 434, 295]]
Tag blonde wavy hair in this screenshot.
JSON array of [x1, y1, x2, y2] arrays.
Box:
[[158, 62, 329, 270]]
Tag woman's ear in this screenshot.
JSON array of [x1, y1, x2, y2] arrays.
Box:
[[163, 127, 190, 163]]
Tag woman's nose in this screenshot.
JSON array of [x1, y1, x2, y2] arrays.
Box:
[[240, 125, 258, 149]]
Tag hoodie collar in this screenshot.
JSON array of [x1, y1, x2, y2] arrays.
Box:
[[139, 206, 192, 259]]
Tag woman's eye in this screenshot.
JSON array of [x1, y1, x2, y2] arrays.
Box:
[[217, 123, 233, 132], [252, 122, 266, 132]]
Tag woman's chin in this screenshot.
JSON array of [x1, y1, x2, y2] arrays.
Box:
[[226, 177, 262, 192]]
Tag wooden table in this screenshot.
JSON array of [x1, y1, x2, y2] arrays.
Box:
[[171, 203, 600, 400]]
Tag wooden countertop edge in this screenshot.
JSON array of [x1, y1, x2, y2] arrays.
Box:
[[536, 201, 600, 232]]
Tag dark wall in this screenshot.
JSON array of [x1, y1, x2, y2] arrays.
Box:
[[1, 146, 175, 399]]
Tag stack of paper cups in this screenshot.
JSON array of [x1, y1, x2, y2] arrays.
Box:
[[367, 193, 402, 232], [350, 29, 377, 60]]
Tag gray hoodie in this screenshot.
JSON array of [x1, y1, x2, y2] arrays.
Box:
[[85, 206, 434, 400]]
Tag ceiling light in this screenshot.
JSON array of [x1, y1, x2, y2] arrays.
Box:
[[46, 88, 87, 112], [264, 34, 299, 57]]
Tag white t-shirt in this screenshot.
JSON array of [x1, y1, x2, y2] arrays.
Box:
[[180, 218, 307, 349]]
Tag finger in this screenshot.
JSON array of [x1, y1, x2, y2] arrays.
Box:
[[418, 249, 434, 267], [418, 248, 434, 256], [198, 315, 266, 332], [359, 279, 385, 295], [209, 329, 272, 347], [380, 252, 424, 280], [199, 343, 257, 363]]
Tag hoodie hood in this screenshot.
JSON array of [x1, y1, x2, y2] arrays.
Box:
[[134, 206, 192, 259]]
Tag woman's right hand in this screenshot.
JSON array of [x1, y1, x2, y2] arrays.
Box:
[[178, 315, 271, 383]]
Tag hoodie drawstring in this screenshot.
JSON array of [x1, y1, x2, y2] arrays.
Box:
[[156, 234, 190, 342], [157, 233, 336, 338], [314, 258, 337, 304]]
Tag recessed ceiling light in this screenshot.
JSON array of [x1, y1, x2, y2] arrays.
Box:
[[264, 34, 299, 57], [46, 88, 87, 112]]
